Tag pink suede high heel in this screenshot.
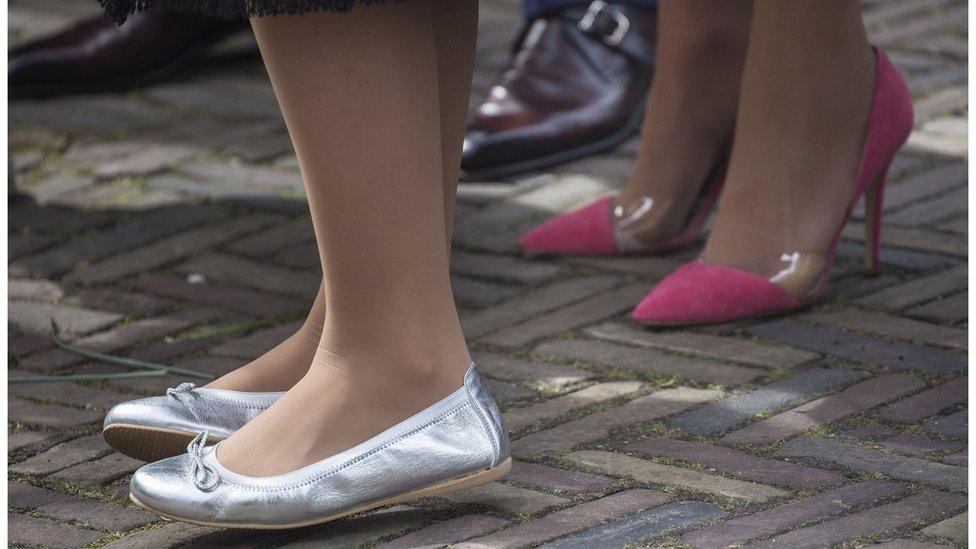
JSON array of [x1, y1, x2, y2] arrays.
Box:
[[632, 48, 914, 326], [519, 162, 726, 256]]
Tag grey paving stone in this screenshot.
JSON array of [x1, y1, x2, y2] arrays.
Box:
[[483, 282, 649, 347], [378, 514, 510, 549], [103, 523, 216, 548], [277, 506, 431, 548], [451, 250, 561, 284], [8, 481, 156, 531], [9, 379, 128, 409], [924, 409, 967, 437], [20, 307, 223, 370], [569, 255, 684, 278], [453, 277, 522, 307], [8, 397, 102, 428], [778, 437, 967, 492], [750, 491, 968, 549], [512, 387, 721, 458], [587, 322, 819, 368], [472, 352, 594, 391], [8, 431, 54, 453], [868, 540, 952, 549], [225, 216, 313, 257], [125, 274, 307, 316], [178, 525, 290, 549], [879, 376, 968, 423], [13, 93, 177, 134], [722, 375, 925, 445], [858, 224, 967, 257], [625, 439, 843, 489], [54, 451, 144, 486], [506, 461, 614, 494], [8, 203, 115, 235], [568, 451, 789, 502], [8, 330, 55, 357], [8, 278, 64, 301], [66, 215, 278, 284], [835, 239, 961, 271], [440, 483, 568, 515], [177, 252, 320, 297], [9, 232, 54, 259], [799, 309, 966, 350], [487, 378, 536, 403], [748, 320, 966, 373], [8, 299, 123, 336], [887, 186, 967, 226], [872, 162, 969, 210], [179, 159, 302, 191], [880, 434, 966, 456], [9, 435, 111, 476], [7, 513, 104, 549], [907, 291, 968, 324], [455, 489, 671, 549], [73, 288, 174, 317], [208, 320, 303, 359], [93, 143, 197, 179], [25, 173, 94, 205], [540, 501, 724, 549], [534, 339, 763, 386], [862, 163, 967, 214], [857, 265, 967, 310], [146, 172, 293, 206], [272, 241, 322, 269], [943, 451, 967, 466], [921, 511, 967, 543], [680, 480, 904, 548], [461, 276, 620, 339], [11, 205, 227, 278], [670, 368, 864, 436], [503, 381, 643, 431]]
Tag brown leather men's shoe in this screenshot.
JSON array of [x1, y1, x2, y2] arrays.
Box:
[[10, 9, 250, 99], [462, 0, 656, 180]]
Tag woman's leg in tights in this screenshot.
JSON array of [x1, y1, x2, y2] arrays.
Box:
[[615, 0, 752, 245], [432, 0, 479, 241], [701, 0, 875, 294], [205, 0, 477, 393], [216, 0, 478, 476], [206, 284, 324, 392]]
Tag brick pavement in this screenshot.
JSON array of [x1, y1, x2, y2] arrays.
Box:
[[7, 0, 968, 547]]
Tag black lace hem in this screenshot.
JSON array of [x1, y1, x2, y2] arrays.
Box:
[[100, 0, 395, 24]]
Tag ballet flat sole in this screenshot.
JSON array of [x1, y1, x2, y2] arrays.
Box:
[[104, 424, 221, 463]]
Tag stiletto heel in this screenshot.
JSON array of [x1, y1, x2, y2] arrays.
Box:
[[863, 167, 887, 273], [632, 47, 915, 326]]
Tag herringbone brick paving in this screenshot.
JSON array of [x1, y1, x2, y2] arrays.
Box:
[[8, 0, 968, 546]]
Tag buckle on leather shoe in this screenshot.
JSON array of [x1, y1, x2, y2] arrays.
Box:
[[578, 0, 630, 47]]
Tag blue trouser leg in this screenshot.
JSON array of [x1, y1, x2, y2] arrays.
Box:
[[523, 0, 656, 22]]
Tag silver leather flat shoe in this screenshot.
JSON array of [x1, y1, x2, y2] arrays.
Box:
[[128, 363, 511, 529], [103, 383, 284, 462]]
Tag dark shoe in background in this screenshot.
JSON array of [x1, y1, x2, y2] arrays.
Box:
[[461, 0, 657, 180], [9, 9, 250, 99]]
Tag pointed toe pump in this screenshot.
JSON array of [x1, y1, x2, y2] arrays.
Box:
[[519, 161, 727, 256], [633, 48, 914, 326], [128, 363, 511, 529], [103, 384, 285, 462]]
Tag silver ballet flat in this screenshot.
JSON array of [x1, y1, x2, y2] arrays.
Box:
[[128, 363, 511, 529], [103, 383, 285, 462]]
